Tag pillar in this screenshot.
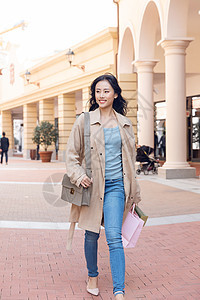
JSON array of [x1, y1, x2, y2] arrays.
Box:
[[39, 99, 54, 123], [134, 60, 158, 148], [58, 93, 76, 161], [39, 99, 55, 157], [23, 103, 37, 159], [119, 73, 138, 139], [158, 38, 195, 178], [1, 110, 14, 156]]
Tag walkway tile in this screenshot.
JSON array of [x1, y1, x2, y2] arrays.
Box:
[[0, 222, 200, 299], [0, 158, 200, 299], [138, 180, 200, 217]]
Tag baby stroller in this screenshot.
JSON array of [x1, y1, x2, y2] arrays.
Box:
[[136, 145, 160, 175]]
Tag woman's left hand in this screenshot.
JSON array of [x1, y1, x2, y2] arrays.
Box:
[[80, 175, 93, 188]]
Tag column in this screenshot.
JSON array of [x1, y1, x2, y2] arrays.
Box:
[[1, 110, 14, 156], [119, 73, 138, 139], [58, 93, 76, 161], [39, 99, 55, 155], [23, 103, 37, 159], [82, 87, 90, 112], [39, 99, 54, 123], [159, 39, 195, 178], [134, 60, 158, 148]]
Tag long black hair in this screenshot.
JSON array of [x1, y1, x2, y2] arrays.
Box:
[[89, 73, 127, 116]]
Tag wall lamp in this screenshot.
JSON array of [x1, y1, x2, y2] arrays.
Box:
[[25, 70, 40, 87], [66, 49, 85, 72]]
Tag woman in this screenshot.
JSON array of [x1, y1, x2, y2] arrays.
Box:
[[66, 74, 141, 299]]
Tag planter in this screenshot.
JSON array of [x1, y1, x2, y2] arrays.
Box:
[[30, 149, 36, 160], [39, 151, 53, 163]]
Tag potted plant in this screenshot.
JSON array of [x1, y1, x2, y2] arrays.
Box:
[[32, 121, 58, 162]]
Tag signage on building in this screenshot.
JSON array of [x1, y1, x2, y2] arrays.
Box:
[[10, 63, 15, 85]]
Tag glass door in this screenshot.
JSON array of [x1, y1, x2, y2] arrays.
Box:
[[191, 96, 200, 161], [155, 101, 166, 160]]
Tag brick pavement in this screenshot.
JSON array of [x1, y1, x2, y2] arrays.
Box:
[[0, 184, 71, 223], [0, 158, 65, 183], [0, 159, 200, 221], [0, 158, 200, 299], [0, 179, 200, 223], [0, 169, 65, 183], [0, 223, 200, 300], [138, 180, 200, 217]]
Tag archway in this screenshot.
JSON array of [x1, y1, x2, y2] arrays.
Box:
[[118, 26, 137, 137], [118, 26, 135, 74], [136, 1, 162, 148], [138, 1, 162, 60], [166, 0, 189, 37]]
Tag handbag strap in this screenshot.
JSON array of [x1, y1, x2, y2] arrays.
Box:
[[84, 112, 91, 178]]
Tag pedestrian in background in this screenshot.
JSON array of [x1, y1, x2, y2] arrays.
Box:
[[0, 132, 9, 165], [154, 130, 158, 158], [159, 130, 166, 158], [66, 74, 141, 299]]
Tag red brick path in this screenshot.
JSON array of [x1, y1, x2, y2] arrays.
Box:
[[0, 223, 200, 300], [0, 158, 200, 299], [0, 169, 65, 183]]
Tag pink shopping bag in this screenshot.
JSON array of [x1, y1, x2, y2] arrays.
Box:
[[122, 205, 144, 248]]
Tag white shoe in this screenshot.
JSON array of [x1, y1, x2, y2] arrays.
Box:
[[86, 287, 99, 296], [86, 276, 99, 296]]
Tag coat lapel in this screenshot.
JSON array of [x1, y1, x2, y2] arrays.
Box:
[[114, 111, 134, 151], [94, 125, 105, 178], [90, 109, 105, 178]]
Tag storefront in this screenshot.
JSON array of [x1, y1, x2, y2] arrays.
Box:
[[187, 96, 200, 162], [118, 0, 199, 178], [0, 28, 138, 162], [154, 101, 166, 160], [155, 97, 200, 162]]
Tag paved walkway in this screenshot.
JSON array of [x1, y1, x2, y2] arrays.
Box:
[[0, 158, 200, 299]]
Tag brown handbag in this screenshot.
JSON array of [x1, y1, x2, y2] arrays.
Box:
[[61, 112, 91, 206]]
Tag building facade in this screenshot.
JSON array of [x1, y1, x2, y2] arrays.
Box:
[[0, 0, 199, 179], [0, 28, 137, 162], [118, 0, 199, 178]]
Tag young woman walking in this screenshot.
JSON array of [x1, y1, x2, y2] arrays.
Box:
[[66, 74, 141, 299]]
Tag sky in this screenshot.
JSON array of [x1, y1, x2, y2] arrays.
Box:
[[0, 0, 117, 66]]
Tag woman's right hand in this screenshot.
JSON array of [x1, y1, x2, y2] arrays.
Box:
[[80, 175, 93, 188]]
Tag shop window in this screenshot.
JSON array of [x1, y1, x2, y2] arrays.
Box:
[[155, 101, 166, 160], [191, 96, 200, 161]]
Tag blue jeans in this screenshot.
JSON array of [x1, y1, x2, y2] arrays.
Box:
[[84, 178, 125, 295]]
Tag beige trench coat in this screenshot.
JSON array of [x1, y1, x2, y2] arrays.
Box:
[[65, 108, 141, 246]]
